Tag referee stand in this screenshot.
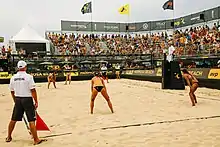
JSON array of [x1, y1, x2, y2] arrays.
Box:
[[162, 53, 185, 90]]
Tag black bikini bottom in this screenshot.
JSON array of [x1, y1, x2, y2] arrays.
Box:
[[94, 86, 104, 92]]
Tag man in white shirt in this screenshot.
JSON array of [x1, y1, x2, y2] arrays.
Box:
[[167, 42, 175, 62], [101, 64, 109, 83], [6, 60, 46, 145]]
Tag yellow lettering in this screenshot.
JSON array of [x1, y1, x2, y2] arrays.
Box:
[[0, 72, 12, 79], [189, 71, 203, 77], [156, 68, 162, 76], [145, 70, 154, 74], [208, 69, 220, 79]]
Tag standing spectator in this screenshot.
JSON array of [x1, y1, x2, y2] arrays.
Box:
[[101, 64, 109, 83], [1, 46, 6, 54], [8, 46, 12, 54], [167, 42, 175, 62]]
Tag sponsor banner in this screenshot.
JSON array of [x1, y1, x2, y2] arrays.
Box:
[[123, 68, 209, 79], [30, 72, 50, 77], [186, 68, 209, 79], [61, 20, 92, 32], [123, 70, 134, 75], [132, 70, 155, 76], [190, 12, 205, 25], [156, 68, 162, 77], [208, 69, 220, 79], [122, 70, 155, 76], [128, 23, 136, 32], [119, 23, 127, 32], [64, 71, 79, 76], [0, 37, 4, 43], [61, 21, 77, 31], [0, 72, 12, 79], [180, 15, 192, 28], [104, 22, 120, 32], [76, 21, 92, 32], [135, 22, 151, 31], [205, 7, 219, 21], [151, 20, 166, 30], [219, 6, 220, 20], [156, 68, 208, 78], [93, 22, 105, 32], [165, 19, 174, 30], [79, 71, 94, 75], [30, 72, 63, 78], [61, 6, 219, 32], [174, 17, 186, 28], [47, 65, 61, 71], [121, 71, 126, 74]]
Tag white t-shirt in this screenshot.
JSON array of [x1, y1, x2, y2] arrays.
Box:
[[167, 45, 175, 62], [168, 45, 175, 55], [115, 65, 120, 70], [101, 66, 107, 72], [9, 71, 35, 97]]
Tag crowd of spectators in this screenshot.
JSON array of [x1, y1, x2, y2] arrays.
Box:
[[47, 23, 220, 57], [1, 23, 220, 61], [173, 23, 220, 56]]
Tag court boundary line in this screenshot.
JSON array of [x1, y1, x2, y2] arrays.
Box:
[[41, 133, 72, 138], [99, 115, 220, 131]]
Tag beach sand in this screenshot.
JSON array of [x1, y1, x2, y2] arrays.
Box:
[[0, 79, 220, 147]]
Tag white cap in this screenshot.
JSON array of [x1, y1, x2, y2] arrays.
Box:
[[17, 60, 27, 69]]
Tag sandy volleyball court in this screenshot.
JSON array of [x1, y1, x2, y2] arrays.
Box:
[[0, 79, 220, 147]]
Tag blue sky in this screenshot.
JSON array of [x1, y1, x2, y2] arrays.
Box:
[[0, 0, 220, 43]]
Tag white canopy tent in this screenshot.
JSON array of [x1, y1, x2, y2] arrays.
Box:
[[9, 25, 50, 54]]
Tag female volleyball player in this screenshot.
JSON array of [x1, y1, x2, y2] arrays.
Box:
[[90, 71, 114, 114], [182, 69, 199, 106], [115, 63, 121, 79], [64, 64, 71, 85], [47, 71, 57, 89], [65, 72, 71, 85]]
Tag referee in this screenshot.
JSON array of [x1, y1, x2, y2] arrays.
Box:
[[6, 60, 46, 145]]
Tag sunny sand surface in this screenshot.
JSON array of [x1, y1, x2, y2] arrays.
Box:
[[0, 79, 220, 147]]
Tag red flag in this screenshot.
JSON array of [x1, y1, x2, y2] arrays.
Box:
[[36, 112, 50, 131]]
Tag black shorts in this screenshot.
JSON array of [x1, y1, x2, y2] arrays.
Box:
[[11, 97, 36, 122], [102, 72, 107, 77], [94, 86, 104, 92]]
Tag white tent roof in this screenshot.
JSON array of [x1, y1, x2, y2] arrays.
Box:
[[10, 25, 49, 43]]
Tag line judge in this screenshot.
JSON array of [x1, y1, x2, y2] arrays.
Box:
[[6, 60, 46, 145]]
